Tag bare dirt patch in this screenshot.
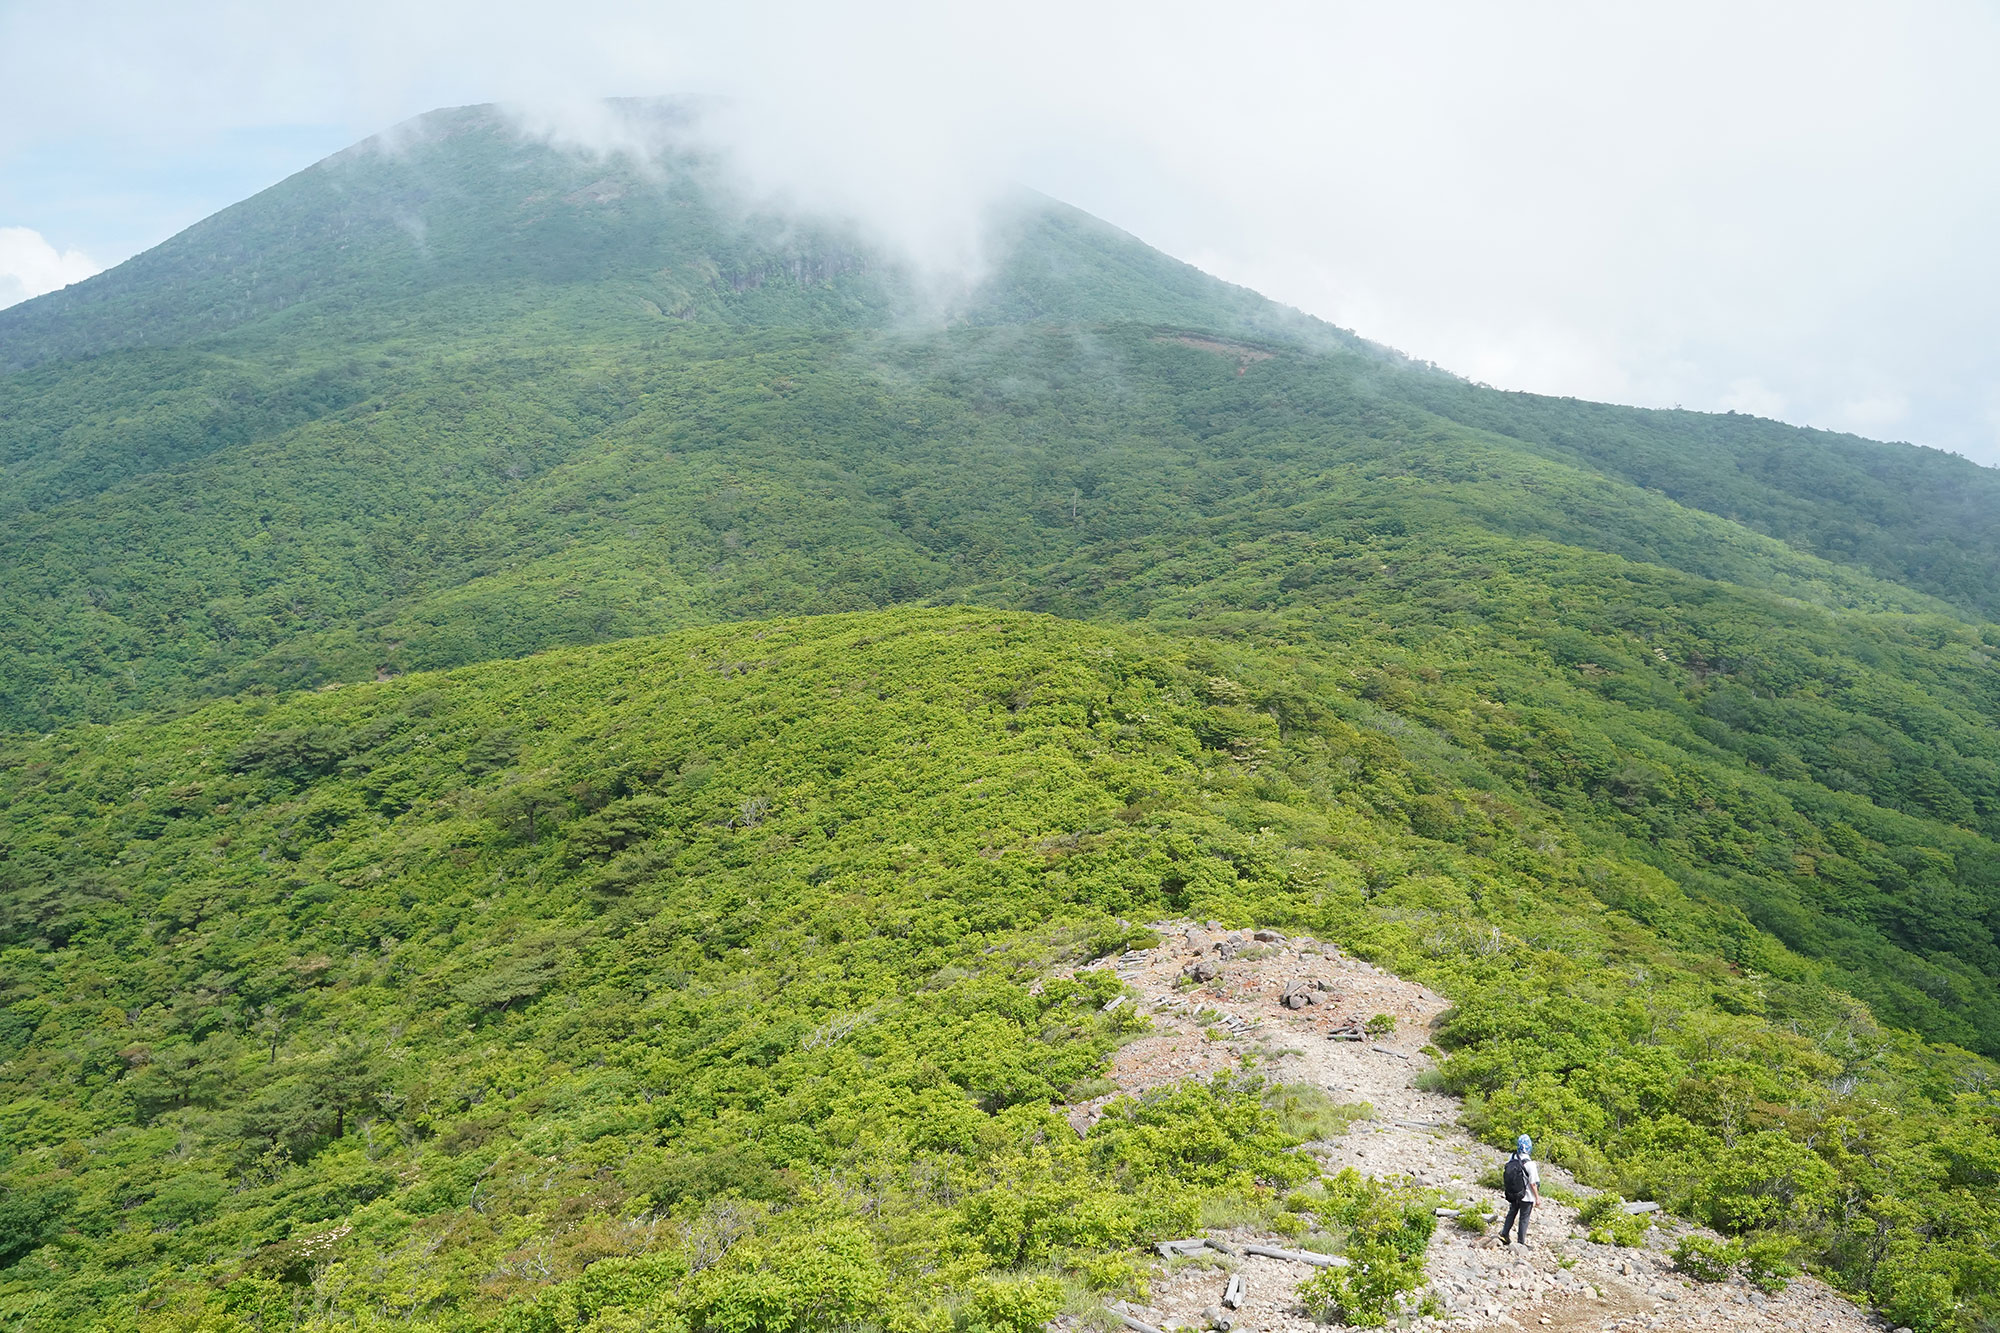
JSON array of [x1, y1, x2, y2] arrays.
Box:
[[1157, 336, 1277, 375]]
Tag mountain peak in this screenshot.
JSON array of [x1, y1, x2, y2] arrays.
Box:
[[0, 100, 1358, 373]]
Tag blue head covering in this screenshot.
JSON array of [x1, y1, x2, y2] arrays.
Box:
[[1516, 1134, 1533, 1155]]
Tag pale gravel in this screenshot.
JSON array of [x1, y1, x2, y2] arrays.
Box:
[[1045, 923, 1888, 1333]]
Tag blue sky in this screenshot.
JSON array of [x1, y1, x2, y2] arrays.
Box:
[[4, 0, 1999, 466], [0, 125, 353, 263]]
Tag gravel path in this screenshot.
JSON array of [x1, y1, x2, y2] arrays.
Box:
[[1048, 922, 1887, 1333]]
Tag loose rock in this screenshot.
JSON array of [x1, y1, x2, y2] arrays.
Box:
[[1080, 920, 1883, 1333]]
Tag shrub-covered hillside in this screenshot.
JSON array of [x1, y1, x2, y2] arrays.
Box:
[[3, 102, 2000, 1332], [3, 104, 2000, 739], [10, 318, 2000, 1063], [0, 611, 1994, 1331]]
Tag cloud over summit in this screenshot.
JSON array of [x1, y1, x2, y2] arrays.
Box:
[[3, 1, 1999, 462], [0, 228, 97, 310]]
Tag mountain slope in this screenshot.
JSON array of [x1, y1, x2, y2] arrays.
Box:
[[2, 103, 1999, 1331], [0, 319, 1957, 721], [1398, 375, 2000, 618], [0, 611, 1991, 1332], [0, 102, 1326, 376], [5, 102, 1997, 629], [6, 313, 1999, 1065]]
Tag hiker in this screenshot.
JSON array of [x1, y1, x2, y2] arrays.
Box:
[[1501, 1134, 1541, 1246]]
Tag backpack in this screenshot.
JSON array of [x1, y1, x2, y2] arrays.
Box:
[[1503, 1154, 1530, 1203]]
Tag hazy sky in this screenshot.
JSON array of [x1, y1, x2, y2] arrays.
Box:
[[4, 1, 1998, 465]]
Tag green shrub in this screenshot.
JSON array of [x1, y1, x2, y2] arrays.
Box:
[[1365, 1014, 1397, 1037], [957, 1144, 1144, 1268], [498, 1254, 689, 1333], [1586, 1212, 1650, 1248], [684, 1218, 888, 1333], [1878, 1260, 1958, 1333], [1321, 1173, 1437, 1261], [1666, 1232, 1795, 1290], [1296, 1240, 1425, 1329], [1090, 1076, 1318, 1193], [1087, 925, 1162, 959], [1692, 1132, 1842, 1233], [0, 1184, 75, 1266], [143, 1172, 227, 1230], [1739, 1236, 1799, 1294], [1671, 1235, 1742, 1283], [1267, 1210, 1307, 1239], [1064, 1250, 1144, 1294], [1295, 1171, 1438, 1327], [1575, 1191, 1623, 1227], [957, 1275, 1066, 1333]]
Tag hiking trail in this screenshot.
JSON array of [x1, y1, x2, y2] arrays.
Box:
[[1049, 922, 1888, 1333]]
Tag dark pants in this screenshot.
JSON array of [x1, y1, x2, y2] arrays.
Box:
[[1502, 1199, 1533, 1244]]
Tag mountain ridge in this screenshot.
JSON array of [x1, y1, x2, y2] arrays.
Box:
[[1, 102, 1998, 1332], [0, 607, 1990, 1332]]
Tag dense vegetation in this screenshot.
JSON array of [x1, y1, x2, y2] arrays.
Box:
[[1, 103, 1998, 1330], [0, 612, 1993, 1331], [10, 317, 1998, 1051]]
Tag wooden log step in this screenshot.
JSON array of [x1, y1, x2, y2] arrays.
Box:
[[1242, 1243, 1349, 1267]]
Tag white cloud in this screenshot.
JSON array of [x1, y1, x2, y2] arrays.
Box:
[[1, 1, 1998, 462], [1835, 392, 1912, 435], [0, 227, 98, 309], [1721, 379, 1791, 421]]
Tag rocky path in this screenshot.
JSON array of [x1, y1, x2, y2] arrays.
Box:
[[1051, 923, 1886, 1333]]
